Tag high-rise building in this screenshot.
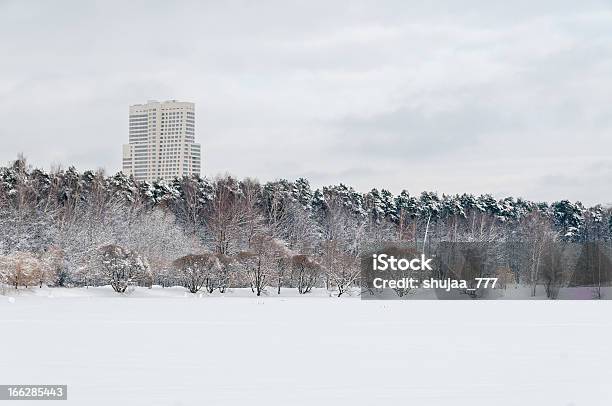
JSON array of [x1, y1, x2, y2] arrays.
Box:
[[122, 100, 202, 182]]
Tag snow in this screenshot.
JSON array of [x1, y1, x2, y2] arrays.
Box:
[[1, 287, 611, 405]]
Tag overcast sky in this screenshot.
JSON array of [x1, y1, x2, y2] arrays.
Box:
[[1, 1, 611, 205]]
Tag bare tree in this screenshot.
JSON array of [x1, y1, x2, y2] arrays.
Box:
[[0, 252, 40, 289], [520, 213, 558, 296], [173, 253, 220, 294], [494, 267, 516, 290], [98, 245, 151, 293], [36, 247, 64, 287], [540, 241, 565, 299], [321, 240, 360, 297], [571, 242, 612, 299], [237, 233, 286, 296], [130, 209, 200, 287], [215, 254, 235, 293], [204, 176, 244, 256], [291, 254, 321, 294]]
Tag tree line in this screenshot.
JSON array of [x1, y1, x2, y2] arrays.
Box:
[[0, 157, 610, 297]]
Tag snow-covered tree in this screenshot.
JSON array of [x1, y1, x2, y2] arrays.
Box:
[[97, 245, 151, 293], [551, 200, 584, 240], [0, 156, 610, 296], [237, 233, 288, 296], [0, 252, 40, 289], [291, 254, 321, 294], [173, 253, 220, 294]]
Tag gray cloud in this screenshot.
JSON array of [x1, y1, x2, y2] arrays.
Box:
[[530, 161, 612, 207], [331, 102, 522, 160], [1, 0, 611, 205]]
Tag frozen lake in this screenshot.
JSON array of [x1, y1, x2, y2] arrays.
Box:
[[1, 287, 610, 405]]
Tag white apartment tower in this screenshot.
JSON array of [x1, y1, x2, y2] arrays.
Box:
[[122, 100, 202, 182]]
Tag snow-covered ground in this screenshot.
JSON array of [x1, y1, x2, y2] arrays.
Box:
[[1, 287, 611, 405]]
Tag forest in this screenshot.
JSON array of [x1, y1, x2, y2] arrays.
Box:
[[0, 157, 611, 297]]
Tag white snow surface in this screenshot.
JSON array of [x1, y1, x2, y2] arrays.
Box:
[[1, 286, 611, 405]]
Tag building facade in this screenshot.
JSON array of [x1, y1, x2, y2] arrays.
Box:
[[122, 100, 202, 182]]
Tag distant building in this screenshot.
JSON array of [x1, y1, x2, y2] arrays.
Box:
[[122, 100, 202, 182]]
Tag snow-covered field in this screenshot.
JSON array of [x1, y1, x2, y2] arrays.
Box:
[[1, 287, 611, 405]]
